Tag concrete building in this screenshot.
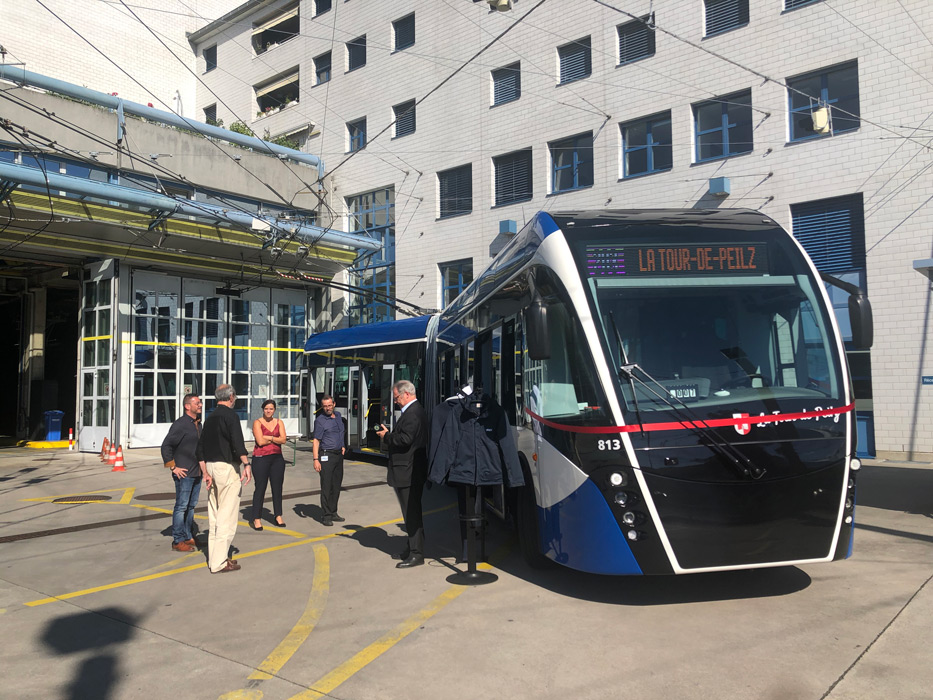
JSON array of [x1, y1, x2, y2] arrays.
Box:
[[2, 0, 932, 460], [188, 0, 933, 460]]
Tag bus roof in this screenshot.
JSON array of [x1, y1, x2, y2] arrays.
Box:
[[304, 314, 435, 353]]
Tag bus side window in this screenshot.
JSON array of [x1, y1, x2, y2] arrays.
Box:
[[501, 321, 516, 425]]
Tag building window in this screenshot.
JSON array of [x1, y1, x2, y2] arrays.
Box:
[[788, 62, 859, 142], [791, 193, 871, 454], [693, 89, 752, 162], [252, 3, 299, 55], [347, 35, 366, 71], [550, 132, 594, 193], [622, 112, 672, 178], [255, 70, 299, 117], [393, 100, 416, 138], [393, 13, 415, 51], [438, 164, 472, 219], [494, 149, 533, 206], [315, 51, 332, 85], [617, 16, 655, 64], [203, 104, 218, 126], [492, 63, 521, 106], [704, 0, 749, 37], [347, 188, 395, 325], [441, 260, 473, 307], [347, 118, 366, 152], [558, 37, 591, 84], [785, 0, 821, 9], [314, 0, 332, 16], [203, 45, 217, 72]]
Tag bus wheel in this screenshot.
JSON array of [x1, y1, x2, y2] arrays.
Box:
[[515, 454, 554, 569]]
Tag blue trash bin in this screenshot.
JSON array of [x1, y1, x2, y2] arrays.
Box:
[[44, 410, 65, 441]]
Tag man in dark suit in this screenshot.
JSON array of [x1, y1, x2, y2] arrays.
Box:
[[376, 379, 428, 568]]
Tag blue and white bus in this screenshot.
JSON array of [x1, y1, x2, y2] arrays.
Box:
[[304, 209, 871, 575]]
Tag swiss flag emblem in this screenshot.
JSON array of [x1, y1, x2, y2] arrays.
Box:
[[733, 413, 751, 436]]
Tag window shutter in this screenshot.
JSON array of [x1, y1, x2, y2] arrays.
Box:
[[440, 165, 472, 218], [791, 195, 865, 273], [394, 102, 416, 137], [495, 150, 532, 206], [785, 0, 818, 9], [394, 14, 415, 50], [618, 18, 655, 64], [348, 36, 366, 70], [559, 38, 591, 84], [705, 0, 749, 36], [493, 64, 521, 105]]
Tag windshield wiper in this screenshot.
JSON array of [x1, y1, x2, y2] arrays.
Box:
[[618, 363, 767, 481]]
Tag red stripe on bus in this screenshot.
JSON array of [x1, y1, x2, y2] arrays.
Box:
[[524, 403, 855, 434]]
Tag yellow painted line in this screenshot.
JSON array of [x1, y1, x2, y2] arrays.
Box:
[[288, 586, 468, 700], [22, 487, 136, 505], [132, 550, 202, 577], [81, 335, 113, 342], [248, 545, 330, 680], [25, 529, 348, 607], [127, 340, 303, 352]]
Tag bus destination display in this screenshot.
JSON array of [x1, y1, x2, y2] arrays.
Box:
[[586, 243, 768, 277]]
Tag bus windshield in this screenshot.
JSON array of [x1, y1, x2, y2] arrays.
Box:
[[573, 232, 845, 417]]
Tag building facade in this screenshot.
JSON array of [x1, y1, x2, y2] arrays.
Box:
[[190, 0, 933, 460]]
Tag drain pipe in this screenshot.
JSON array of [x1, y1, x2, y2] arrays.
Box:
[[0, 161, 381, 251], [0, 65, 326, 179]]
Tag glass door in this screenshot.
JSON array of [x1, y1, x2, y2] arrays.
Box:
[[347, 366, 361, 451], [77, 260, 116, 452]]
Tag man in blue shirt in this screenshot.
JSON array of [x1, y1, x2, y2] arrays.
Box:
[[312, 395, 346, 527]]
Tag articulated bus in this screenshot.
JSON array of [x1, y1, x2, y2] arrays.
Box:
[[302, 209, 872, 575]]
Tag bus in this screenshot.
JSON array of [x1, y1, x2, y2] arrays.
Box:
[[303, 209, 872, 575]]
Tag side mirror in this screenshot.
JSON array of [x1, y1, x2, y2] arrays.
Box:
[[525, 297, 550, 360], [848, 293, 873, 349]]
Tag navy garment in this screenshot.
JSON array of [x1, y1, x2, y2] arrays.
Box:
[[161, 414, 201, 478], [428, 393, 523, 488], [313, 410, 346, 451]]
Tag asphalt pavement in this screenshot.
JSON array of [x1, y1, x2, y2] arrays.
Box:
[[0, 444, 930, 700]]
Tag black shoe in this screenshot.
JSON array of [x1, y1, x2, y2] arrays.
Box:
[[274, 518, 286, 527], [392, 550, 411, 561], [322, 517, 333, 527], [331, 514, 346, 522], [395, 554, 424, 569]]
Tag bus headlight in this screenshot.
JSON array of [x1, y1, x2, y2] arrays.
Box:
[[845, 496, 854, 510], [848, 478, 855, 490], [613, 491, 629, 507], [626, 529, 640, 541], [622, 511, 637, 526], [845, 515, 853, 524], [850, 458, 861, 471], [609, 472, 627, 487]]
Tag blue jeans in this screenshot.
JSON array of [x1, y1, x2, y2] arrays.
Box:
[[172, 474, 202, 544]]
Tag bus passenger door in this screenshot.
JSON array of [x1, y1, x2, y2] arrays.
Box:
[[347, 366, 361, 451], [381, 364, 396, 431], [299, 368, 310, 438]]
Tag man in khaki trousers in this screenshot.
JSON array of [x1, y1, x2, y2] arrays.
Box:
[[197, 384, 252, 574]]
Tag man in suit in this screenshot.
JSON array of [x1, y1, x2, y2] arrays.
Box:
[[376, 380, 428, 568]]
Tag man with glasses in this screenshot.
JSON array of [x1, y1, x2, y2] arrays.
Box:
[[197, 384, 252, 574], [161, 394, 203, 552]]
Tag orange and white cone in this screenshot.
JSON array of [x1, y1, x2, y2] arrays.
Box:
[[111, 445, 126, 472], [107, 443, 117, 466], [100, 437, 111, 462]]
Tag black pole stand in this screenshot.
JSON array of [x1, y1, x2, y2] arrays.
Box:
[[447, 484, 497, 585]]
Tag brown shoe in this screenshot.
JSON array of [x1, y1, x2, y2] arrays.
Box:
[[172, 541, 195, 552], [211, 559, 241, 574], [184, 538, 196, 547]]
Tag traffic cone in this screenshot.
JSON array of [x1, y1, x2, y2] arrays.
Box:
[[99, 437, 110, 462], [107, 442, 117, 466], [111, 445, 126, 472]]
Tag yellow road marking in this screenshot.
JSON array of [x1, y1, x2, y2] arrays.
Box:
[[248, 545, 330, 680], [23, 520, 395, 607], [131, 550, 202, 577], [288, 586, 468, 700], [22, 487, 136, 504], [23, 503, 455, 607]]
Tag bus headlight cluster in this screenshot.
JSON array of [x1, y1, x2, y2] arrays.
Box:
[[608, 471, 628, 487]]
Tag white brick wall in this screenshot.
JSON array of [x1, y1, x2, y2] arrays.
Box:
[[4, 0, 239, 117]]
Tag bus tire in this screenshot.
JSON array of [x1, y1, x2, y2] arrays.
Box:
[[515, 454, 554, 569]]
